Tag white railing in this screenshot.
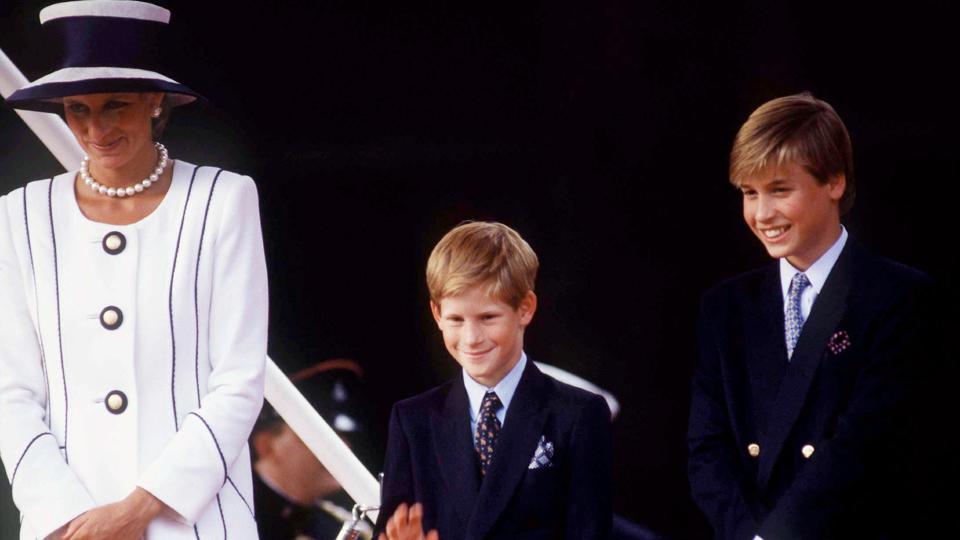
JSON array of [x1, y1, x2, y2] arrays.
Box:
[[0, 46, 381, 523]]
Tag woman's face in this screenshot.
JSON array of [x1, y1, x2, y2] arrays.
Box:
[[63, 92, 162, 173]]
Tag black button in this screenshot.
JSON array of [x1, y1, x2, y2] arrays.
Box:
[[102, 231, 126, 255], [105, 390, 128, 414], [100, 306, 123, 330]]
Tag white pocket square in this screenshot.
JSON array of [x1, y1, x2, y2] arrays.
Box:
[[528, 435, 555, 469]]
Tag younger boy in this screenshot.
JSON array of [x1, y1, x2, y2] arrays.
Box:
[[688, 93, 941, 539], [375, 221, 612, 540]]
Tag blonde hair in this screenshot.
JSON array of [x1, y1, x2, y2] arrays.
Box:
[[426, 221, 539, 308], [730, 92, 856, 214]]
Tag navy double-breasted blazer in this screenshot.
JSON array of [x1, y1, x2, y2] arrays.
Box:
[[375, 360, 612, 540], [688, 238, 948, 540]]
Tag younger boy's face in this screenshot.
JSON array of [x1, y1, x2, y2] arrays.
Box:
[[739, 161, 845, 271], [431, 288, 537, 388]]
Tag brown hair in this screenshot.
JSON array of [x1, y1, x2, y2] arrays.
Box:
[[730, 92, 856, 214], [426, 221, 539, 308]]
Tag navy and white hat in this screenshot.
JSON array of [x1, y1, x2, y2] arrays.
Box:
[[5, 0, 202, 113]]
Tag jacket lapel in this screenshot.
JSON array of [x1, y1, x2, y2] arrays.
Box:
[[744, 265, 790, 432], [433, 380, 481, 528], [757, 241, 855, 489], [466, 361, 550, 540]]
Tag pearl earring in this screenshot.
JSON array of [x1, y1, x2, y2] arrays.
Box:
[[152, 106, 162, 118]]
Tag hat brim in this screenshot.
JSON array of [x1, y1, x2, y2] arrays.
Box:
[[5, 67, 202, 113]]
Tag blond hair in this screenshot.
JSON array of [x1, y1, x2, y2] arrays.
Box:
[[730, 92, 856, 214], [426, 221, 539, 308]]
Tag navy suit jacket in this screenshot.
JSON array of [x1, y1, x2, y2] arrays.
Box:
[[688, 238, 948, 540], [375, 360, 613, 540]]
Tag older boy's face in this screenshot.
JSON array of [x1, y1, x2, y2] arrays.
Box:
[[739, 162, 845, 271], [431, 288, 536, 388]]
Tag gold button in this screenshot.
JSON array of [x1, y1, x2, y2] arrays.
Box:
[[106, 394, 123, 411], [99, 306, 123, 330], [105, 390, 127, 414], [747, 443, 760, 457], [801, 444, 815, 459], [102, 231, 126, 255], [102, 309, 119, 326], [105, 234, 122, 251]]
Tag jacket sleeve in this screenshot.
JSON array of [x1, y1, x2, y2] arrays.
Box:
[[688, 297, 761, 540], [136, 175, 268, 524], [564, 393, 613, 540], [758, 283, 934, 539], [0, 194, 97, 538], [373, 403, 417, 537]]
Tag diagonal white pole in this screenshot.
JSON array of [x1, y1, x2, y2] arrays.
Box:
[[0, 46, 380, 522], [0, 49, 84, 168], [264, 358, 380, 521]]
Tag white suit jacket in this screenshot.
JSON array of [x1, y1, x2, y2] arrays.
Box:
[[0, 161, 268, 539]]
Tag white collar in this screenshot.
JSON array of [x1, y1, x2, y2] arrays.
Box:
[[463, 352, 527, 422], [779, 226, 848, 299]]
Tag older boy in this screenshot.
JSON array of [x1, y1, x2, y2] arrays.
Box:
[[375, 221, 612, 540], [688, 93, 940, 539]]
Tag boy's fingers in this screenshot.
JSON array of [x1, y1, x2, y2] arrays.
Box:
[[409, 502, 424, 526], [395, 502, 410, 528], [385, 514, 396, 538], [426, 530, 440, 540], [387, 502, 411, 539]]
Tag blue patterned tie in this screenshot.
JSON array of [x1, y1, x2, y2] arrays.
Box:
[[785, 272, 811, 360], [475, 391, 502, 475]]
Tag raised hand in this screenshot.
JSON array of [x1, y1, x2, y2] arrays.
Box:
[[379, 502, 440, 540]]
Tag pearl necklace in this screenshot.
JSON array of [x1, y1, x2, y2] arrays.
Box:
[[81, 142, 169, 198]]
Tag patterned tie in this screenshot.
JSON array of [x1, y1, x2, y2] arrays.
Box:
[[475, 391, 503, 475], [785, 272, 811, 360]]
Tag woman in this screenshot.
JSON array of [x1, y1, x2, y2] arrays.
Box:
[[1, 2, 267, 539]]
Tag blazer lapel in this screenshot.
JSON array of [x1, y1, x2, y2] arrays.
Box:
[[757, 242, 855, 489], [744, 265, 790, 431], [433, 380, 481, 528], [466, 362, 550, 540]]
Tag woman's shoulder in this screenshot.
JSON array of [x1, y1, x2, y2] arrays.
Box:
[[4, 171, 73, 196], [176, 161, 258, 196], [2, 171, 75, 210], [172, 162, 262, 229]]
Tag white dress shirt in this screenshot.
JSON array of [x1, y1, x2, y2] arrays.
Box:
[[779, 226, 848, 320], [463, 352, 527, 441]]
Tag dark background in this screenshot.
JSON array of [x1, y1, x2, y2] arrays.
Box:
[[1, 1, 957, 539]]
